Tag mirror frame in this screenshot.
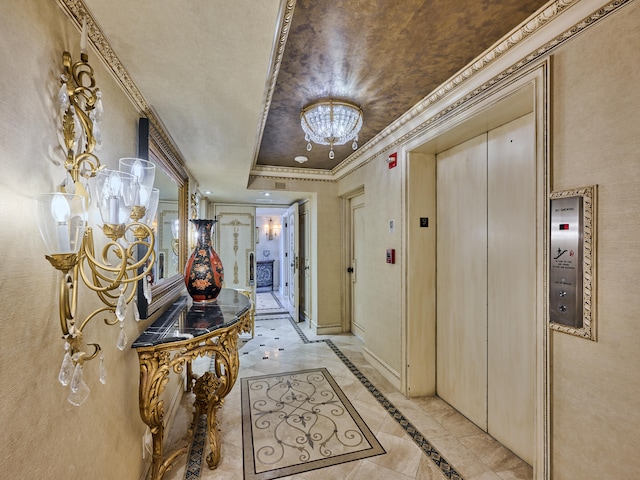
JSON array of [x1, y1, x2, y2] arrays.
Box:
[[137, 118, 188, 319]]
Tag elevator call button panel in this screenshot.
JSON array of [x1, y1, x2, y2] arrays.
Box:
[[550, 196, 583, 328]]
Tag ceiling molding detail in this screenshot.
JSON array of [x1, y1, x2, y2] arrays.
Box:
[[56, 0, 188, 175], [249, 174, 335, 184], [251, 0, 297, 171], [250, 164, 335, 182], [331, 0, 631, 180]]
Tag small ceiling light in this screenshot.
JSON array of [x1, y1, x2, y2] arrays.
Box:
[[300, 99, 363, 160], [294, 155, 308, 164]]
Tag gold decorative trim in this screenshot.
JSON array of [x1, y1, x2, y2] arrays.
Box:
[[549, 186, 597, 341], [251, 0, 297, 169], [332, 0, 631, 179]]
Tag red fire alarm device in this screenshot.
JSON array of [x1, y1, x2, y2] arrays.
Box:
[[387, 152, 397, 169], [386, 248, 395, 264]]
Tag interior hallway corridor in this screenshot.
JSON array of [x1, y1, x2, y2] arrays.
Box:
[[164, 311, 533, 480]]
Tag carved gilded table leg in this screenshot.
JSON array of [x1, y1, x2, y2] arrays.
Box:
[[138, 350, 188, 480], [135, 303, 252, 480]]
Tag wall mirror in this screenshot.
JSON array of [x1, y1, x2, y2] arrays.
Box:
[[137, 118, 188, 319]]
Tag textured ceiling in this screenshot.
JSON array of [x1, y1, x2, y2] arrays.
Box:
[[257, 0, 550, 171], [73, 0, 550, 203]]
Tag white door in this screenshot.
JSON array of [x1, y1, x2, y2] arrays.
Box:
[[285, 202, 299, 320], [349, 193, 365, 340], [299, 203, 311, 323], [213, 206, 256, 292]]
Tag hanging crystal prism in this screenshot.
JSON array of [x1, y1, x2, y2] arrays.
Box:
[[99, 352, 107, 385], [70, 361, 84, 393], [94, 91, 104, 121], [58, 343, 73, 386], [133, 297, 141, 322], [117, 321, 128, 351], [90, 110, 103, 152], [115, 288, 127, 321], [58, 83, 70, 112], [68, 377, 90, 406], [143, 275, 152, 304], [329, 148, 335, 160]]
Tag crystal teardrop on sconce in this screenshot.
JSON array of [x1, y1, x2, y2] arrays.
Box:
[[115, 290, 127, 321], [99, 352, 107, 385], [58, 350, 73, 386], [117, 323, 128, 351]]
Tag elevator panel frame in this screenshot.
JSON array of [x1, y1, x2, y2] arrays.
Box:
[[549, 185, 597, 341]]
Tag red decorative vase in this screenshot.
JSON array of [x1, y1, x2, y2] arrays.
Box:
[[184, 219, 224, 302]]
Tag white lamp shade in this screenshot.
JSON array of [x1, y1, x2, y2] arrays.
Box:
[[35, 193, 87, 254], [119, 158, 155, 209], [92, 169, 135, 225], [142, 188, 160, 226]]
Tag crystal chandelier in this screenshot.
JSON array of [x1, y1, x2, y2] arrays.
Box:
[[300, 99, 363, 159]]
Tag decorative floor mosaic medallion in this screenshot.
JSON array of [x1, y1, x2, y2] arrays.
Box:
[[241, 368, 385, 480], [183, 316, 465, 480]]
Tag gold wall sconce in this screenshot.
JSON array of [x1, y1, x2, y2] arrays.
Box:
[[35, 19, 157, 406], [264, 218, 281, 242]]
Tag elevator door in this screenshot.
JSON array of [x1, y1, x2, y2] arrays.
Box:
[[486, 113, 535, 464], [436, 113, 535, 464], [436, 133, 488, 429]]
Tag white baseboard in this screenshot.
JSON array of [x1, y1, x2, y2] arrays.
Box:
[[314, 322, 343, 335], [363, 347, 401, 390]]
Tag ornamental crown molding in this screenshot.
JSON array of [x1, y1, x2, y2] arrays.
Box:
[[250, 0, 297, 171], [331, 0, 632, 180], [56, 0, 188, 175]]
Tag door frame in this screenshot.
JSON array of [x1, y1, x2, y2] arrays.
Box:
[[401, 59, 551, 478], [284, 202, 299, 320], [341, 187, 365, 333]]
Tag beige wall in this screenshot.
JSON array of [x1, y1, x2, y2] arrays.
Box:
[[0, 2, 155, 478], [336, 1, 640, 478], [551, 2, 640, 477], [338, 154, 404, 378]]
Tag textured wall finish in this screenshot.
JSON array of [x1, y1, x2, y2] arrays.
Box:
[[0, 2, 167, 478]]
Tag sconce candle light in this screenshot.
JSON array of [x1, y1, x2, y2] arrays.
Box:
[[264, 217, 281, 242], [35, 20, 156, 406]]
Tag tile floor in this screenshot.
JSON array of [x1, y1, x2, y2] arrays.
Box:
[[163, 314, 532, 480]]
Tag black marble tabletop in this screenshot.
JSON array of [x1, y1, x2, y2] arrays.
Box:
[[132, 289, 251, 348]]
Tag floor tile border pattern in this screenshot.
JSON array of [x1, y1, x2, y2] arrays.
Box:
[[183, 317, 464, 480], [255, 292, 289, 316], [287, 319, 464, 480]]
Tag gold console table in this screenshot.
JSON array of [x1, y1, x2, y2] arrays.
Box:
[[132, 289, 252, 480]]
